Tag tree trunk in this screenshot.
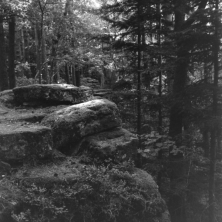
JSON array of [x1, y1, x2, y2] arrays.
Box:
[[41, 29, 48, 82], [203, 129, 210, 158], [157, 2, 162, 134], [168, 1, 188, 222], [209, 129, 216, 222], [50, 40, 57, 83], [142, 23, 150, 90], [217, 129, 221, 161], [101, 73, 105, 88], [75, 67, 80, 87], [156, 2, 163, 188], [137, 1, 142, 137], [169, 53, 188, 137], [64, 0, 73, 16], [169, 0, 189, 138], [21, 28, 25, 61], [167, 2, 209, 220], [65, 64, 70, 84], [34, 24, 42, 83], [209, 1, 219, 221], [8, 15, 16, 89], [72, 63, 76, 86], [136, 0, 142, 167], [0, 14, 8, 91], [56, 64, 60, 83]]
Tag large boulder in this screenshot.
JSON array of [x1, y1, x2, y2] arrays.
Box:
[[0, 88, 68, 124], [75, 127, 138, 161], [2, 158, 170, 222], [41, 99, 121, 154], [13, 84, 93, 105], [0, 123, 53, 163]]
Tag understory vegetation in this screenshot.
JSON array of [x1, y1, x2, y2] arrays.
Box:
[[1, 161, 165, 222]]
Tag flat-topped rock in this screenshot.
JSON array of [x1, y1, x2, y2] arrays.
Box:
[[0, 123, 53, 162], [41, 99, 121, 154], [0, 105, 68, 125], [13, 84, 93, 105], [75, 127, 138, 161]]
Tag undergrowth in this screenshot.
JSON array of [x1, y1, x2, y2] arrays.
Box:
[[9, 161, 165, 222]]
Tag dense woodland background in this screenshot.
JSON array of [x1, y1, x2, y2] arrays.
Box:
[[0, 0, 221, 222]]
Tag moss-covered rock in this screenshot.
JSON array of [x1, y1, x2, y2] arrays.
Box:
[[0, 123, 53, 163], [3, 159, 170, 222], [13, 84, 93, 105], [75, 127, 138, 161], [41, 99, 121, 154]]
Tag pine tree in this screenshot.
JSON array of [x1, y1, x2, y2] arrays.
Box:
[[101, 0, 164, 148], [101, 0, 150, 156], [209, 1, 220, 221], [165, 1, 215, 221]]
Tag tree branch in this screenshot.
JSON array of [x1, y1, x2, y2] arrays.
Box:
[[182, 0, 209, 30]]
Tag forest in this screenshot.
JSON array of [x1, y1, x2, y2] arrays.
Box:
[[0, 0, 221, 222]]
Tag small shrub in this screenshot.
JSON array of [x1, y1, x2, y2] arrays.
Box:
[[16, 77, 38, 87]]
